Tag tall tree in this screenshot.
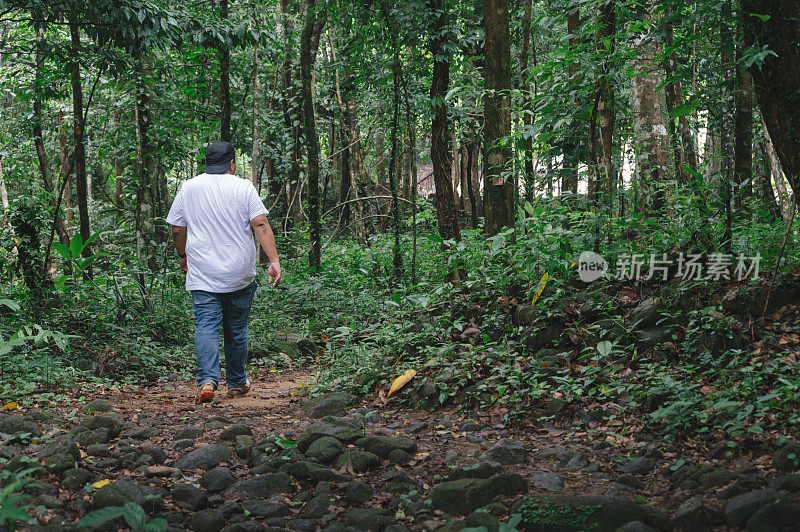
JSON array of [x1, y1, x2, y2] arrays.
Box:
[[740, 0, 800, 202], [593, 0, 616, 214], [631, 2, 670, 213], [428, 0, 461, 242], [300, 0, 321, 270], [519, 0, 534, 201], [220, 0, 232, 142], [483, 0, 514, 235], [68, 7, 92, 275]]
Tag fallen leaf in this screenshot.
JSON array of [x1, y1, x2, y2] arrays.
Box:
[[387, 369, 417, 397], [91, 479, 113, 489], [2, 401, 17, 410]]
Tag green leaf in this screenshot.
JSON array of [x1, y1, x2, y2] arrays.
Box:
[[122, 502, 147, 530], [275, 436, 297, 449], [69, 233, 83, 257], [596, 341, 613, 358], [78, 506, 126, 526], [0, 299, 20, 312], [53, 242, 71, 259]]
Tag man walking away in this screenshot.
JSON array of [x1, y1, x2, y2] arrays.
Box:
[[167, 141, 282, 404]]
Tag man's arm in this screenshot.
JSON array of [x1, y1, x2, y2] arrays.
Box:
[[171, 225, 188, 272], [250, 214, 282, 287]]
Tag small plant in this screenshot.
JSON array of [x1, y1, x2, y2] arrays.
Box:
[[0, 467, 38, 531], [78, 502, 167, 532]]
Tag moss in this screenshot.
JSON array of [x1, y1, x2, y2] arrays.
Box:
[[515, 498, 601, 529]]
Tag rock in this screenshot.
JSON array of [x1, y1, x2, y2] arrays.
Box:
[[460, 420, 484, 432], [615, 475, 644, 490], [698, 470, 737, 489], [226, 473, 291, 499], [769, 474, 800, 493], [673, 497, 721, 532], [299, 494, 330, 519], [202, 467, 237, 493], [562, 452, 590, 470], [431, 473, 527, 515], [125, 426, 161, 439], [145, 465, 180, 477], [514, 305, 538, 327], [773, 443, 800, 471], [80, 399, 112, 412], [335, 450, 381, 473], [628, 297, 662, 329], [448, 461, 505, 481], [346, 480, 373, 505], [479, 439, 526, 465], [305, 436, 342, 464], [191, 509, 225, 532], [530, 472, 563, 492], [93, 479, 163, 513], [389, 448, 412, 465], [175, 426, 204, 440], [724, 489, 777, 527], [521, 322, 562, 350], [635, 329, 671, 350], [38, 435, 80, 462], [82, 415, 124, 438], [382, 472, 417, 494], [86, 444, 114, 458], [140, 443, 167, 465], [62, 468, 92, 491], [511, 495, 667, 532], [172, 482, 208, 511], [75, 428, 112, 446], [355, 435, 417, 458], [346, 508, 394, 530], [220, 424, 253, 442], [44, 452, 77, 474], [242, 500, 290, 518], [616, 523, 658, 532], [746, 501, 800, 531], [174, 444, 232, 470], [173, 439, 196, 451], [303, 392, 355, 419], [297, 417, 364, 452], [235, 435, 255, 458], [621, 457, 655, 475], [0, 414, 41, 437], [220, 522, 266, 532]]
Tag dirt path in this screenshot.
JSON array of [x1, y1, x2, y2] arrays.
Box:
[[1, 366, 794, 531]]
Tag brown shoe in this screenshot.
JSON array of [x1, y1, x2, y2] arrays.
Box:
[[227, 378, 251, 398], [196, 382, 216, 404]]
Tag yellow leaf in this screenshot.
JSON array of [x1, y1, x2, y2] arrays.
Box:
[[2, 401, 17, 410], [387, 369, 417, 397], [531, 272, 549, 305], [91, 479, 113, 489]]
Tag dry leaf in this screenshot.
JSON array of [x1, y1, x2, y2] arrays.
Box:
[[387, 369, 417, 397]]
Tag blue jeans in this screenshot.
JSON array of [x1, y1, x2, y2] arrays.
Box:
[[191, 281, 257, 388]]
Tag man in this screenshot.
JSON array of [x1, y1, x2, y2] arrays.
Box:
[[167, 141, 281, 404]]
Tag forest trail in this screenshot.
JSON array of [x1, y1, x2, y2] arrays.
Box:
[[4, 363, 747, 532]]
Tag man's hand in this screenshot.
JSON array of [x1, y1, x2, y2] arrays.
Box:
[[179, 257, 188, 272], [268, 261, 282, 288]]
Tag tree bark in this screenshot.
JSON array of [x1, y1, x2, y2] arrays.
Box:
[[519, 0, 534, 201], [57, 109, 75, 227], [68, 9, 92, 275], [250, 45, 259, 184], [220, 0, 231, 142], [561, 2, 580, 197], [631, 2, 670, 214], [483, 0, 514, 235], [134, 55, 159, 270], [740, 0, 800, 201], [300, 0, 321, 270], [429, 0, 461, 242], [33, 24, 70, 247], [594, 0, 616, 214], [733, 58, 754, 210], [720, 0, 734, 250]]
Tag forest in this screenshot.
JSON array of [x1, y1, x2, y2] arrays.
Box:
[[1, 0, 800, 530]]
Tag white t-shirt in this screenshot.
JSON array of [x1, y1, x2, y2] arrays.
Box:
[[166, 173, 268, 293]]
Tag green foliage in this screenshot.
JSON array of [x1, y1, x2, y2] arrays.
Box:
[[0, 468, 38, 531], [78, 502, 167, 532], [515, 498, 601, 529]]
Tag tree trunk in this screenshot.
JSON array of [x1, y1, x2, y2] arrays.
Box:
[[720, 0, 734, 250], [220, 0, 231, 142], [631, 2, 670, 214], [68, 10, 92, 275], [594, 0, 616, 214], [763, 116, 790, 219], [740, 0, 800, 201], [519, 0, 534, 201], [733, 59, 754, 211], [429, 0, 461, 242], [466, 142, 479, 228], [250, 45, 259, 184], [33, 24, 70, 247], [754, 134, 781, 220], [134, 55, 159, 270], [301, 0, 321, 270], [57, 109, 75, 227], [483, 0, 514, 235], [561, 2, 580, 197]]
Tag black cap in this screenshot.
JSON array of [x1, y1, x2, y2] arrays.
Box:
[[204, 141, 235, 174]]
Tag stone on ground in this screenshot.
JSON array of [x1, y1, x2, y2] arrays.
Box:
[[303, 392, 355, 418], [724, 489, 777, 527], [305, 436, 342, 463], [190, 509, 224, 532], [80, 399, 112, 412], [220, 423, 253, 442], [297, 416, 364, 452], [202, 466, 237, 493], [172, 482, 208, 511], [225, 473, 291, 498], [174, 444, 232, 470], [479, 438, 526, 465], [355, 435, 417, 458], [431, 473, 527, 515], [773, 443, 800, 471]]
